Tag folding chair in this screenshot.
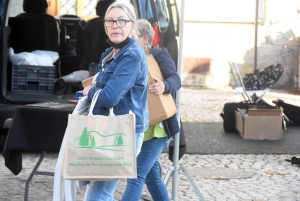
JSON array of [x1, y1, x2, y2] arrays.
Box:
[[228, 61, 269, 103]]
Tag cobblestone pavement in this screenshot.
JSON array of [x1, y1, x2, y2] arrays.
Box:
[[1, 87, 300, 201]]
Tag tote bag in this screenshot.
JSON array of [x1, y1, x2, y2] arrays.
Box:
[[62, 90, 136, 180]]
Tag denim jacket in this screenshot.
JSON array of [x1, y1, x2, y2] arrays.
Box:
[[87, 38, 149, 134]]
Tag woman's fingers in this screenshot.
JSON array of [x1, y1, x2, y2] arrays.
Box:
[[149, 78, 164, 95], [83, 85, 93, 96]]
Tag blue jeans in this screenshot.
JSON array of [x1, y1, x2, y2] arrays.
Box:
[[121, 136, 171, 201], [85, 132, 144, 201]]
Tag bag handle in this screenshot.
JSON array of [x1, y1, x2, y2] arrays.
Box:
[[108, 108, 115, 116], [88, 90, 101, 115], [88, 89, 115, 116]]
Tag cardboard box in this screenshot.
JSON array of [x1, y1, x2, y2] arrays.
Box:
[[247, 105, 281, 116], [235, 108, 282, 140], [147, 54, 177, 125], [81, 76, 94, 88]]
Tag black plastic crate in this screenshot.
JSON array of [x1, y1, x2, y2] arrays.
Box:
[[11, 65, 55, 93], [12, 64, 55, 79], [11, 78, 54, 93], [89, 63, 98, 77]]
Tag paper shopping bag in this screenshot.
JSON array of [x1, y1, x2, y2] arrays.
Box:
[[62, 112, 136, 180]]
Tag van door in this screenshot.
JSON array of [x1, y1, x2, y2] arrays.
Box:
[[0, 0, 11, 102], [160, 0, 179, 67], [132, 0, 180, 66]]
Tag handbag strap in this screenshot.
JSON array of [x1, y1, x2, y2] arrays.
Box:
[[108, 108, 115, 116], [88, 89, 115, 116], [88, 90, 101, 115]]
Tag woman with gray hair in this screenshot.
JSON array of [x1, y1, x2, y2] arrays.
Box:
[[121, 19, 181, 201], [83, 2, 149, 201]]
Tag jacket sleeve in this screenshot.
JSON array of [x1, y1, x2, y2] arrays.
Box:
[[154, 49, 181, 94], [88, 51, 142, 108]]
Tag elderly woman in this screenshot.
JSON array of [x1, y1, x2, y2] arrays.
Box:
[[121, 19, 181, 201], [83, 2, 149, 201]]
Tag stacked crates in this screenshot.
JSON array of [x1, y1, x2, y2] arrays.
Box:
[[11, 65, 55, 93]]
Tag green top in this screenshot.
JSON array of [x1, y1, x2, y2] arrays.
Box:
[[144, 122, 167, 141]]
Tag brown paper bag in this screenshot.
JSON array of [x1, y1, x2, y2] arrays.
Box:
[[62, 91, 136, 180]]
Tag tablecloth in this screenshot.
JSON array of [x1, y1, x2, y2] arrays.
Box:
[[2, 102, 75, 175]]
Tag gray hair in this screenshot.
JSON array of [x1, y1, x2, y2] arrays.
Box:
[[105, 1, 137, 22], [136, 19, 154, 45]]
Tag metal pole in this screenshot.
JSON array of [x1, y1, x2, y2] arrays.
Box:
[[254, 0, 259, 71], [171, 0, 185, 200], [164, 1, 205, 200]]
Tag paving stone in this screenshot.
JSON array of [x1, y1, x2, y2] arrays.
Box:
[[2, 87, 300, 200]]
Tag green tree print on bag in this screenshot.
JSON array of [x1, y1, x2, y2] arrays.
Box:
[[74, 127, 127, 151]]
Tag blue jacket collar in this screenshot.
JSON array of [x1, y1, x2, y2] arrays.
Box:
[[103, 37, 137, 59]]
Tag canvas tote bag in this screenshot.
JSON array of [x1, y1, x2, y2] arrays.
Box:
[[62, 90, 136, 180]]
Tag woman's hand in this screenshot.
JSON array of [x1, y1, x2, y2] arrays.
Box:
[[149, 77, 165, 95], [83, 85, 94, 96]]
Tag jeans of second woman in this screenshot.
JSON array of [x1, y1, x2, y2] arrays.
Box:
[[121, 136, 170, 201], [85, 132, 144, 201]]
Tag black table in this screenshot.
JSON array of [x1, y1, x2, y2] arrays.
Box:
[[2, 101, 76, 200], [2, 101, 76, 175]]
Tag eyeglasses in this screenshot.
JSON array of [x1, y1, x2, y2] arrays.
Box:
[[104, 19, 132, 27]]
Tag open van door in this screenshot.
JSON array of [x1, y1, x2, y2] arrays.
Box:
[[0, 0, 11, 103], [132, 0, 179, 66], [160, 0, 180, 67]]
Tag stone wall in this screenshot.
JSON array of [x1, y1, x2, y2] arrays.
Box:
[[179, 0, 300, 89]]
